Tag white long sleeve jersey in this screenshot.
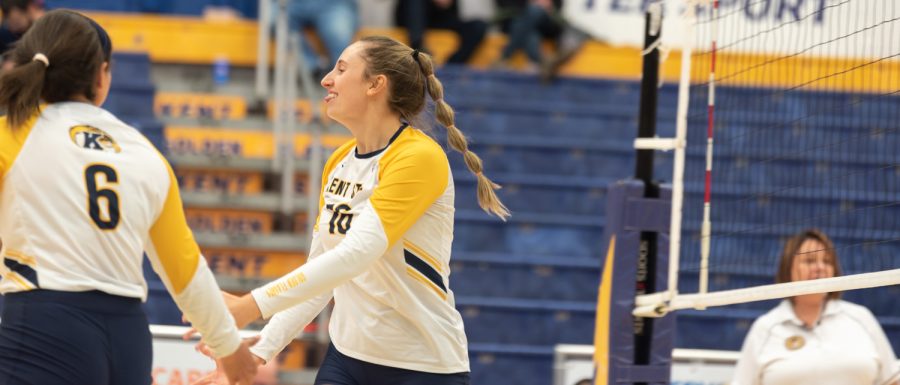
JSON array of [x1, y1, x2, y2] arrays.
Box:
[[250, 125, 469, 373], [0, 102, 241, 357]]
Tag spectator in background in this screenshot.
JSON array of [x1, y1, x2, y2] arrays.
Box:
[[732, 229, 898, 385], [493, 0, 562, 72], [492, 0, 589, 81], [0, 0, 44, 57], [539, 22, 590, 82], [275, 0, 358, 79], [395, 0, 490, 64]]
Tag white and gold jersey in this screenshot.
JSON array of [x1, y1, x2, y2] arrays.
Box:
[[0, 102, 241, 357], [250, 125, 469, 373]]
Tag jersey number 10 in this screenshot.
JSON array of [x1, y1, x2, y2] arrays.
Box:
[[326, 203, 353, 235], [84, 164, 121, 230]]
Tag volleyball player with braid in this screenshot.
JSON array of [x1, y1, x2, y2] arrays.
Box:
[[196, 35, 507, 385]]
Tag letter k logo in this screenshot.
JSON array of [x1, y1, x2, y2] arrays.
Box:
[[82, 133, 103, 150]]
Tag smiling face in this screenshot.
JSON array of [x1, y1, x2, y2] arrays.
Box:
[[790, 237, 836, 305], [320, 42, 376, 125], [776, 230, 842, 305], [791, 238, 835, 282]]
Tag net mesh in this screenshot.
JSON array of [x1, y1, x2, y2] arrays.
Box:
[[673, 0, 900, 303]]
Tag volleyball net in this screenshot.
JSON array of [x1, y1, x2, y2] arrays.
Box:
[[635, 0, 900, 316]]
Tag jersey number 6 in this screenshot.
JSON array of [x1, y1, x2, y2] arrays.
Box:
[[85, 164, 120, 230]]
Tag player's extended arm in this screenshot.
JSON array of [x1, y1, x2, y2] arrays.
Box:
[[231, 142, 449, 325], [249, 232, 333, 363], [144, 159, 243, 358], [245, 143, 349, 361]]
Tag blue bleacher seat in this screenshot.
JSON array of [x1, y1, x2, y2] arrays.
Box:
[[468, 344, 554, 385], [453, 210, 603, 258], [454, 174, 609, 216], [452, 106, 638, 142], [47, 0, 259, 17], [450, 254, 600, 302], [98, 53, 167, 153], [104, 53, 158, 120], [450, 142, 633, 179], [104, 89, 156, 120], [675, 308, 759, 350], [110, 53, 153, 86], [47, 0, 139, 12], [457, 297, 596, 346]]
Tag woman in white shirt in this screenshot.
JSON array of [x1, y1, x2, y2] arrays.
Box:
[[732, 229, 898, 385]]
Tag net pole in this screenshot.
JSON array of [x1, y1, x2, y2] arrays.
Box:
[[699, 0, 719, 306], [633, 3, 664, 382], [667, 1, 697, 304]]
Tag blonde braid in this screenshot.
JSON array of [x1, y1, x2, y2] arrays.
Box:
[[417, 56, 510, 220]]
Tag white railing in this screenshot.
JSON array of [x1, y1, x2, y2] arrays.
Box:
[[254, 0, 330, 345], [554, 344, 741, 385], [554, 343, 900, 385]]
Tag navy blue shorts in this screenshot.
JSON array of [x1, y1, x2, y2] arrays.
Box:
[[315, 343, 470, 385], [0, 290, 152, 385]]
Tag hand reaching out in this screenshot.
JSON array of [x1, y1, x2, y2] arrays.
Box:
[[191, 336, 263, 385], [182, 291, 262, 341]]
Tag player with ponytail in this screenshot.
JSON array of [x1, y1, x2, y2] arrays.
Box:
[[0, 10, 257, 385], [203, 35, 509, 385]]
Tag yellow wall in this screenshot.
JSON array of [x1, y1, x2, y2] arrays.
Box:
[[89, 12, 262, 66], [165, 126, 351, 159], [176, 169, 264, 194], [156, 92, 248, 120], [185, 209, 273, 234], [203, 248, 307, 279]]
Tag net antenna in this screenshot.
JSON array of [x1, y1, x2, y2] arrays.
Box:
[[635, 0, 900, 318]]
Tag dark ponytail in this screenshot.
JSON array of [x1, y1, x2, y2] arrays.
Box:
[[0, 58, 47, 128], [0, 9, 112, 129]]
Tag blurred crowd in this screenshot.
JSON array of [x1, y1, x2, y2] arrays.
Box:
[[295, 0, 591, 80], [0, 0, 591, 80]]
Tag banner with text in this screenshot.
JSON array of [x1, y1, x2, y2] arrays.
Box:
[[562, 0, 898, 59]]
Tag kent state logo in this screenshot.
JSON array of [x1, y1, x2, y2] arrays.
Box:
[[69, 125, 121, 153]]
